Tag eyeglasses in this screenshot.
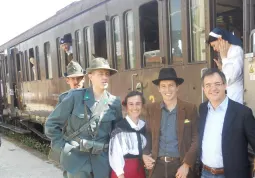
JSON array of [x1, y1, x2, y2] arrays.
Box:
[[204, 82, 224, 89]]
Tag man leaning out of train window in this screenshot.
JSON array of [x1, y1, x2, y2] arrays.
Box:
[[60, 34, 73, 56]]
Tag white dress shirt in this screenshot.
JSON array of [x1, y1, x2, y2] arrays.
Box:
[[109, 116, 146, 176], [201, 97, 228, 168], [222, 45, 243, 104]]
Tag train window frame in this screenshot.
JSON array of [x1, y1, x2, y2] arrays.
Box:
[[15, 53, 21, 73], [35, 46, 41, 80], [111, 16, 122, 70], [29, 48, 36, 81], [75, 30, 82, 64], [168, 0, 184, 64], [24, 50, 30, 81], [93, 21, 107, 59], [139, 1, 161, 68], [188, 0, 206, 63], [56, 37, 63, 78], [44, 42, 53, 79], [3, 56, 8, 82], [4, 56, 8, 76], [20, 52, 26, 81], [83, 27, 91, 68], [124, 10, 136, 70], [15, 52, 21, 83]]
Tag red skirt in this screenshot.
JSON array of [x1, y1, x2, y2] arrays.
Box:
[[111, 158, 146, 178]]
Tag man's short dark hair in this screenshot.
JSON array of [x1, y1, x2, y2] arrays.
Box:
[[201, 68, 227, 85], [122, 91, 145, 106]]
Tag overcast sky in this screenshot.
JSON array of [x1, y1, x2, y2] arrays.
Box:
[[0, 0, 77, 45]]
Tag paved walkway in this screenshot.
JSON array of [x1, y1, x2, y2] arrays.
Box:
[[0, 136, 63, 178]]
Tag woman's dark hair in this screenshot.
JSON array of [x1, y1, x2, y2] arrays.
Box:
[[207, 35, 218, 44], [122, 91, 145, 106]]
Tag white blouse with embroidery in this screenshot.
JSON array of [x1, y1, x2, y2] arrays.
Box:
[[109, 116, 147, 176]]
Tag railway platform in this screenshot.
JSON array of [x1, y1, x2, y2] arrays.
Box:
[[0, 136, 62, 178]]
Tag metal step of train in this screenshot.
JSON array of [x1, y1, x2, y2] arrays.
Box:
[[0, 122, 31, 134], [19, 121, 50, 141]]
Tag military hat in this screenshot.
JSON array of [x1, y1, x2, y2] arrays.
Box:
[[64, 61, 85, 77], [86, 57, 118, 76]]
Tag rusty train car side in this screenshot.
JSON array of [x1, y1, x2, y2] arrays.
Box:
[[0, 0, 253, 138]]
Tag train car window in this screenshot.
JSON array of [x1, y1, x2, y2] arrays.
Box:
[[253, 33, 255, 53], [44, 42, 53, 79], [4, 56, 8, 75], [169, 0, 183, 63], [16, 53, 21, 72], [35, 46, 41, 80], [94, 21, 107, 59], [75, 30, 82, 64], [29, 48, 35, 80], [15, 53, 22, 83], [0, 60, 2, 81], [140, 2, 160, 68], [83, 27, 91, 68], [20, 52, 26, 81], [112, 16, 122, 70], [189, 0, 206, 62], [56, 37, 63, 77], [124, 11, 135, 69], [24, 50, 30, 81]]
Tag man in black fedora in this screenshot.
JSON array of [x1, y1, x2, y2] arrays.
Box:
[[143, 68, 199, 178]]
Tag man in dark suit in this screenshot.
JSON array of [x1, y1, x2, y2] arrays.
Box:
[[143, 68, 198, 178], [199, 68, 255, 178]]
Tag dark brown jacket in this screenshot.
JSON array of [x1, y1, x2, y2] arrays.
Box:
[[143, 99, 198, 176]]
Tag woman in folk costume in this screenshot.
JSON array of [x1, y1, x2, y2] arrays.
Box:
[[208, 27, 244, 104], [109, 91, 146, 178]]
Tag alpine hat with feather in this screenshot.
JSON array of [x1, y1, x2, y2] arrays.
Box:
[[86, 57, 118, 76]]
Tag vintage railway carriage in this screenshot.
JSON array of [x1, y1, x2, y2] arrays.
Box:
[[0, 0, 254, 173]]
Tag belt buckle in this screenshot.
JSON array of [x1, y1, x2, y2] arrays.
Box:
[[210, 168, 217, 175], [164, 157, 170, 163]]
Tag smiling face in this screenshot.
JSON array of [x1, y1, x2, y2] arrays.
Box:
[[66, 76, 85, 89], [126, 95, 143, 120], [203, 73, 227, 104], [158, 80, 179, 103]]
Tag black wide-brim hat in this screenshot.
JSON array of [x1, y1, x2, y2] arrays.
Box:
[[152, 68, 184, 85]]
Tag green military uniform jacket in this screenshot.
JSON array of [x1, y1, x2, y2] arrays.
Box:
[[57, 91, 70, 105], [45, 87, 122, 177]]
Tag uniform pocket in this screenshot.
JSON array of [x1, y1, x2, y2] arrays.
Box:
[[68, 112, 87, 130]]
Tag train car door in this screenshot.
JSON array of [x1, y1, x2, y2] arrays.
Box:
[[243, 0, 255, 113], [243, 1, 255, 176]]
